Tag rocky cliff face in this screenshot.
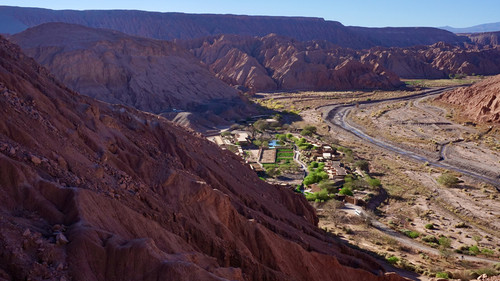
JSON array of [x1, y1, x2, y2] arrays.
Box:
[[179, 34, 500, 92], [0, 36, 409, 281], [466, 31, 500, 48], [437, 75, 500, 123], [360, 42, 500, 79], [0, 5, 467, 49], [10, 23, 254, 131], [179, 34, 403, 92]]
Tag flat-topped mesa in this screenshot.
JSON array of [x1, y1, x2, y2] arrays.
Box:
[[0, 36, 410, 281], [1, 5, 467, 49]]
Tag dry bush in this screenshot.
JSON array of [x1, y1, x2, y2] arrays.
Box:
[[451, 270, 473, 281]]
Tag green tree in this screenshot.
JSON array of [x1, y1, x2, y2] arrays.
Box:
[[339, 187, 353, 196], [276, 134, 287, 142], [266, 166, 281, 178], [318, 180, 340, 193], [354, 160, 370, 173], [300, 125, 317, 136], [253, 119, 269, 131]]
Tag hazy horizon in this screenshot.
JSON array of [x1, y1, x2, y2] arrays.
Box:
[[2, 0, 499, 28]]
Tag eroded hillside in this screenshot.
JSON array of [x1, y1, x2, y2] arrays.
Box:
[[0, 36, 409, 281]]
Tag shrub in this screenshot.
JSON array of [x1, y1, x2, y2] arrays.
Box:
[[435, 272, 449, 279], [354, 160, 369, 172], [472, 268, 498, 277], [318, 180, 340, 193], [339, 187, 353, 196], [472, 235, 483, 245], [266, 166, 281, 177], [438, 236, 451, 248], [481, 248, 494, 256], [298, 143, 313, 150], [221, 131, 232, 137], [424, 223, 434, 230], [469, 245, 480, 255], [300, 125, 317, 136], [308, 161, 319, 169], [422, 235, 438, 244], [452, 270, 472, 281], [386, 256, 399, 264], [305, 189, 330, 202], [253, 119, 269, 131], [398, 259, 416, 271], [337, 146, 353, 156], [276, 134, 287, 142], [344, 174, 356, 182], [366, 177, 381, 187], [437, 173, 460, 187], [402, 230, 420, 239]]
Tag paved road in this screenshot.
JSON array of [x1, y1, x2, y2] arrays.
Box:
[[320, 88, 500, 189], [343, 203, 498, 264]]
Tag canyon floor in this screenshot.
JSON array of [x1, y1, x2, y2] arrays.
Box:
[[253, 78, 500, 280]]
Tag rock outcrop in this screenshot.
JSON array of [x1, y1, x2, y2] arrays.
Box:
[[360, 42, 500, 79], [0, 36, 409, 280], [437, 74, 500, 123], [10, 23, 254, 131], [179, 34, 403, 92], [180, 34, 500, 92], [466, 31, 500, 48], [0, 5, 467, 49]]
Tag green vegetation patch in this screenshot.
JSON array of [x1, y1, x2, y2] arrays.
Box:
[[303, 162, 328, 186], [435, 272, 449, 279], [386, 256, 399, 264], [305, 189, 330, 202], [402, 229, 420, 239]]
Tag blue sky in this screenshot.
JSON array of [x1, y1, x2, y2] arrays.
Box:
[[2, 0, 499, 28]]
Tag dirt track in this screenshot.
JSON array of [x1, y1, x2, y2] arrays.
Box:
[[320, 88, 500, 188]]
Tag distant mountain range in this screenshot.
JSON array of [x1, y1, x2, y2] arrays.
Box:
[[0, 5, 466, 49], [440, 22, 500, 33]]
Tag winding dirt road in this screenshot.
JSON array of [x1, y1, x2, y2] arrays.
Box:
[[343, 203, 498, 264], [319, 88, 500, 189]]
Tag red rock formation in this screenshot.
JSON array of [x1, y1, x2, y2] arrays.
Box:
[[181, 34, 500, 92], [466, 31, 500, 48], [179, 34, 403, 92], [360, 42, 500, 79], [1, 5, 467, 49], [10, 23, 255, 131], [437, 75, 500, 124], [0, 37, 410, 280]]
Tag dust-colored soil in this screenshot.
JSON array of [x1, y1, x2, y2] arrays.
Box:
[[262, 85, 500, 278], [349, 96, 500, 180]]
